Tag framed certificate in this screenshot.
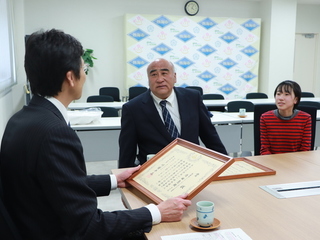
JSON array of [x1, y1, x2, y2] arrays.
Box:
[[127, 138, 234, 204], [216, 157, 276, 180]]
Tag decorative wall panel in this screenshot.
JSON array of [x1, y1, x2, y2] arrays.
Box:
[[125, 14, 261, 99]]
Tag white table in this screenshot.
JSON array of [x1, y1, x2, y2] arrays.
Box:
[[68, 97, 320, 110], [68, 101, 124, 110], [72, 113, 245, 162], [203, 97, 320, 107], [72, 110, 320, 162]]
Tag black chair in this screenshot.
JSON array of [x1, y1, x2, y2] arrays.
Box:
[[128, 86, 148, 100], [87, 95, 114, 102], [186, 86, 203, 95], [253, 104, 277, 156], [202, 94, 224, 100], [253, 104, 317, 156], [301, 92, 315, 98], [0, 171, 23, 240], [99, 107, 119, 117], [298, 101, 320, 109], [99, 87, 121, 102], [202, 94, 225, 112], [246, 92, 268, 99], [227, 101, 254, 112]]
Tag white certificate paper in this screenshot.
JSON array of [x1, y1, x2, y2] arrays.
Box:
[[133, 144, 224, 201], [161, 228, 252, 240]]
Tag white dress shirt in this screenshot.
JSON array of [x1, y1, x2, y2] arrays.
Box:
[[151, 91, 181, 135]]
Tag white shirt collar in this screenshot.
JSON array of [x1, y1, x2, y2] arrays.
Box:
[[150, 90, 176, 107], [46, 97, 69, 125]]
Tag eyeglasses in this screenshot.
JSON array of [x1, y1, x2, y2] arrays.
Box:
[[82, 64, 89, 74]]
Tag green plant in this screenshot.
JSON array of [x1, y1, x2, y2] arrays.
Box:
[[82, 48, 97, 74]]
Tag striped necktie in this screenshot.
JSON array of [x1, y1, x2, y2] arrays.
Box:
[[160, 100, 179, 139]]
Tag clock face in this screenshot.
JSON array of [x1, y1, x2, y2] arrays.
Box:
[[185, 1, 199, 16]]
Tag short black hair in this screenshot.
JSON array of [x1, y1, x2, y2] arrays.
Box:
[[25, 29, 83, 97], [274, 80, 301, 109]]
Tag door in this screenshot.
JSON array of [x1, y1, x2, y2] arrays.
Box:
[[293, 33, 318, 94]]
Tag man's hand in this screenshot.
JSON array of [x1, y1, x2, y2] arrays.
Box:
[[157, 193, 191, 222], [115, 165, 141, 188]]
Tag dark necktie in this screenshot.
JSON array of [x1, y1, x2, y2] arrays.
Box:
[[160, 100, 179, 139]]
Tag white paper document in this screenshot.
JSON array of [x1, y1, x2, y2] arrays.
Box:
[[161, 228, 252, 240], [260, 180, 320, 198]]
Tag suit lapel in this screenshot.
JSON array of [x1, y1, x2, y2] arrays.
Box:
[[174, 87, 192, 138], [141, 90, 172, 141]]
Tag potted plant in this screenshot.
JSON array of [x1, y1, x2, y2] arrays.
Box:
[[82, 48, 97, 74]]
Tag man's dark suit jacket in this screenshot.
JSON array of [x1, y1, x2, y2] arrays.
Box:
[[0, 95, 152, 240], [119, 87, 227, 168]]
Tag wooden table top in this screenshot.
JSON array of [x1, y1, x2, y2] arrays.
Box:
[[115, 150, 320, 239]]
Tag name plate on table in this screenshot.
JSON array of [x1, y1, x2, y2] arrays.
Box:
[[260, 180, 320, 199], [127, 138, 234, 204]]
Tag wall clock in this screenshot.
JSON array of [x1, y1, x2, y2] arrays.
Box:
[[185, 1, 199, 16]]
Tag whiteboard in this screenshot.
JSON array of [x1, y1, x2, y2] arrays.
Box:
[[0, 0, 16, 95]]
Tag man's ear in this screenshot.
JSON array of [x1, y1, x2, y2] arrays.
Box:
[[65, 70, 75, 87]]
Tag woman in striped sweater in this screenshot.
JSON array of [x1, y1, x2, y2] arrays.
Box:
[[260, 80, 312, 155]]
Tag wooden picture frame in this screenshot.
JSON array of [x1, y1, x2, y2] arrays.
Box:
[[215, 157, 276, 180], [127, 138, 234, 204]]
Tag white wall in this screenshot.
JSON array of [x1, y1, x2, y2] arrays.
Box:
[[0, 0, 25, 142], [23, 0, 261, 102]]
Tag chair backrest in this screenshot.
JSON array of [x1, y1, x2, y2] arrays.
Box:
[[99, 107, 119, 117], [202, 94, 224, 100], [0, 170, 22, 240], [253, 104, 317, 156], [128, 86, 148, 100], [99, 87, 121, 102], [298, 101, 320, 109], [297, 106, 317, 151], [253, 104, 277, 155], [87, 95, 114, 102], [246, 92, 268, 99], [186, 86, 203, 95], [202, 94, 225, 112], [301, 92, 315, 98], [227, 100, 254, 112]]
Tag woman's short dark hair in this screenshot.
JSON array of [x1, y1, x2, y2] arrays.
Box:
[[25, 29, 83, 97], [274, 80, 301, 108]]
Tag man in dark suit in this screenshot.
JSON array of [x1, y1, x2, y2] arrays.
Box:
[[119, 58, 227, 168], [0, 29, 191, 240]]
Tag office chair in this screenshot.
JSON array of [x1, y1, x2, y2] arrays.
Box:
[[301, 92, 315, 98], [0, 171, 23, 240], [99, 107, 119, 117], [202, 94, 225, 112], [186, 86, 203, 95], [246, 92, 268, 99], [99, 87, 121, 102], [253, 104, 317, 156], [298, 101, 320, 109], [128, 86, 148, 101], [86, 95, 114, 102], [227, 100, 254, 112], [253, 104, 277, 156]]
